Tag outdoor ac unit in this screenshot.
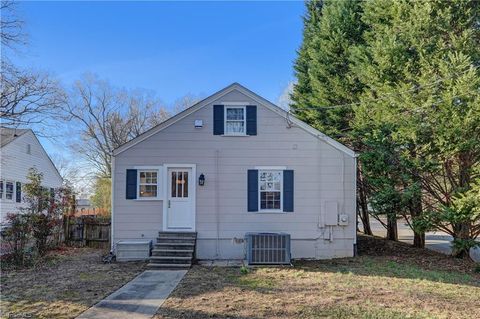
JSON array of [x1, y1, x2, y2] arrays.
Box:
[[246, 233, 291, 265]]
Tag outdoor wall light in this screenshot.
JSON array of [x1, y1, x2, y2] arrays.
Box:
[[198, 174, 205, 186]]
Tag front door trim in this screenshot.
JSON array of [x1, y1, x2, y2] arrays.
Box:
[[163, 164, 196, 231]]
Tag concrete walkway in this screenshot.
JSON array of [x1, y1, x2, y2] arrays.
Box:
[[77, 270, 187, 319]]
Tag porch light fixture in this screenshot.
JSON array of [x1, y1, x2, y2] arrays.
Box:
[[198, 174, 205, 186]]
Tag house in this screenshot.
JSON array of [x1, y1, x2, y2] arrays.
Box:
[[0, 127, 63, 224], [112, 83, 356, 267]]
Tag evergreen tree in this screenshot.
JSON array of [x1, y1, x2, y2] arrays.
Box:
[[291, 0, 323, 122], [353, 0, 480, 253], [292, 0, 373, 235], [291, 0, 365, 140]]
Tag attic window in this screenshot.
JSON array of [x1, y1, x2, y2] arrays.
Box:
[[224, 106, 246, 135], [26, 144, 31, 154]]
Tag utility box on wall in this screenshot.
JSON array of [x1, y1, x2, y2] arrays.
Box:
[[324, 201, 339, 226], [338, 214, 349, 226]]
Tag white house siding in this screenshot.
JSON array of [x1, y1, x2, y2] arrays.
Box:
[[0, 131, 63, 223], [113, 88, 356, 260]]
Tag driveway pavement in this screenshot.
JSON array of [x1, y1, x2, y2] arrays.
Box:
[[76, 270, 187, 319], [362, 218, 480, 262]]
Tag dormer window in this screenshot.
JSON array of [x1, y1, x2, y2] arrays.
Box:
[[213, 104, 256, 136], [224, 106, 246, 135]]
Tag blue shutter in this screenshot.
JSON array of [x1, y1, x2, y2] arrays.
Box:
[[283, 170, 294, 212], [247, 170, 258, 212], [126, 169, 137, 199], [15, 182, 21, 203], [246, 105, 257, 135], [213, 105, 224, 135]]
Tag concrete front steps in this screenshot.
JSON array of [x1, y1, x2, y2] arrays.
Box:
[[147, 231, 197, 269]]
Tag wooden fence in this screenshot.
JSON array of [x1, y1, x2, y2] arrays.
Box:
[[64, 215, 111, 249]]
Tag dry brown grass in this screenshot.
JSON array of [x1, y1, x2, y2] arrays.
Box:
[[1, 247, 146, 319], [156, 236, 480, 319], [1, 236, 478, 319]]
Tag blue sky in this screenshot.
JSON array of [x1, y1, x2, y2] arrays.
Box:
[[12, 1, 305, 191], [16, 1, 304, 105]]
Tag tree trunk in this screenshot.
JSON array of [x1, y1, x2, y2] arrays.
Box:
[[410, 192, 425, 248], [357, 165, 373, 235], [413, 232, 425, 248], [386, 213, 398, 241], [452, 222, 471, 258], [452, 155, 473, 258]]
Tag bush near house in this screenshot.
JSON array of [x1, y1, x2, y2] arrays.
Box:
[[1, 168, 74, 267]]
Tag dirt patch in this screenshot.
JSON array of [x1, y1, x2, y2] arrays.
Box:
[[1, 247, 146, 319], [357, 234, 479, 275], [156, 235, 480, 319]]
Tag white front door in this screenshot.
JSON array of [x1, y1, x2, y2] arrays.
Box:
[[166, 167, 194, 230]]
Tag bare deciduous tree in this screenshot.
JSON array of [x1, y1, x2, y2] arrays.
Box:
[[63, 74, 170, 178], [0, 0, 65, 127], [173, 93, 204, 114], [1, 0, 26, 50], [1, 63, 65, 126]]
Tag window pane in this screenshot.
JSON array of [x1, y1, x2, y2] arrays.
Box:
[[226, 108, 244, 120], [140, 185, 157, 197], [140, 172, 146, 183], [273, 172, 281, 182], [177, 172, 183, 198], [171, 172, 177, 197], [226, 121, 245, 134], [151, 172, 157, 184], [6, 182, 14, 200], [183, 172, 188, 197], [260, 191, 280, 210], [260, 181, 266, 190]]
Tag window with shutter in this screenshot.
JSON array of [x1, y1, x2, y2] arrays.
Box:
[[248, 168, 294, 213]]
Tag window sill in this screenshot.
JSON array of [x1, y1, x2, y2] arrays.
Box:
[[255, 210, 287, 214], [222, 134, 248, 137], [134, 198, 163, 201]]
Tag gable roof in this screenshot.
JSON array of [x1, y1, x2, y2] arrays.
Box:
[[113, 83, 356, 158], [1, 127, 64, 182], [0, 127, 30, 147]]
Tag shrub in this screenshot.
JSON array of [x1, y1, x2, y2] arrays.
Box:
[[240, 265, 250, 275], [2, 213, 32, 266]]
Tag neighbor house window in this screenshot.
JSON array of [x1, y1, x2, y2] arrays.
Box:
[[225, 106, 246, 135], [0, 180, 4, 199], [138, 170, 158, 198], [259, 170, 282, 211], [5, 181, 14, 200], [26, 144, 31, 154]]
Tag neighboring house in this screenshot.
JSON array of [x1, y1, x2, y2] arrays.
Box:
[[0, 127, 63, 223], [112, 83, 356, 266], [76, 198, 92, 212], [74, 198, 109, 216]]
